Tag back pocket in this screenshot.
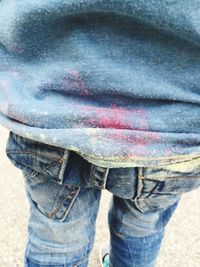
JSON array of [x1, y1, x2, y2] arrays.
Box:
[[6, 131, 70, 184], [134, 157, 200, 213], [6, 132, 79, 221], [24, 171, 80, 221]]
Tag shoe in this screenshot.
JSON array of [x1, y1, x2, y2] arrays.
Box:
[[99, 244, 109, 267]]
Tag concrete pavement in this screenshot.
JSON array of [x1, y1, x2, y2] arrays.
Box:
[[0, 125, 200, 267]]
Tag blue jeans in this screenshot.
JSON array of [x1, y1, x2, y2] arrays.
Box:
[[6, 132, 200, 267]]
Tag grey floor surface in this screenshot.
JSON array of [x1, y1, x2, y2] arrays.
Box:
[[0, 125, 200, 267]]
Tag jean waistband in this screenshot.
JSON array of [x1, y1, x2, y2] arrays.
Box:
[[6, 131, 138, 199], [61, 150, 110, 189], [6, 132, 111, 189]]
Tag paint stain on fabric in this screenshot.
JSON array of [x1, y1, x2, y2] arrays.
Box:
[[74, 102, 162, 157], [77, 103, 149, 131], [63, 69, 89, 96]]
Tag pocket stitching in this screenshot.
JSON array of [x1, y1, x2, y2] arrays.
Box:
[[134, 167, 179, 213], [45, 159, 64, 170], [7, 150, 64, 180], [24, 170, 38, 180], [47, 187, 80, 220], [57, 187, 80, 222]]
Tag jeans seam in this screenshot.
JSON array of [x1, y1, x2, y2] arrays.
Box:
[[57, 187, 81, 222], [109, 224, 125, 240], [72, 256, 88, 267], [42, 160, 64, 180], [135, 167, 144, 199], [90, 164, 110, 189], [26, 255, 87, 267], [45, 160, 63, 170], [131, 167, 146, 213], [57, 149, 70, 185], [48, 187, 80, 220], [25, 170, 38, 180]]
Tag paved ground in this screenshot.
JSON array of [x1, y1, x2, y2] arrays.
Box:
[[0, 125, 200, 267]]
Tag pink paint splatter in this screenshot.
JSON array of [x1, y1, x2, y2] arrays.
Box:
[[63, 69, 89, 96], [110, 103, 148, 130], [76, 103, 149, 131], [75, 102, 162, 157], [69, 69, 80, 79]]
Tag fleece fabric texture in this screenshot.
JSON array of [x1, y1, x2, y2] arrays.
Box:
[[0, 0, 200, 168]]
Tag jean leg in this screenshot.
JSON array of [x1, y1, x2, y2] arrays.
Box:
[[108, 195, 180, 267], [24, 186, 101, 267]]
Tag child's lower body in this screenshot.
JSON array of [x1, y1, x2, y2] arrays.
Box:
[[6, 132, 200, 267]]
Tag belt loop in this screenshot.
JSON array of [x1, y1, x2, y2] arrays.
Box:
[[57, 149, 71, 185], [91, 164, 110, 189]]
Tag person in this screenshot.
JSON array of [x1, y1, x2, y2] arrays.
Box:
[[1, 1, 200, 266]]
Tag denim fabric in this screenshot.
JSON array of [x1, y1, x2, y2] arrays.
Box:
[[0, 1, 200, 168], [5, 131, 200, 267]]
